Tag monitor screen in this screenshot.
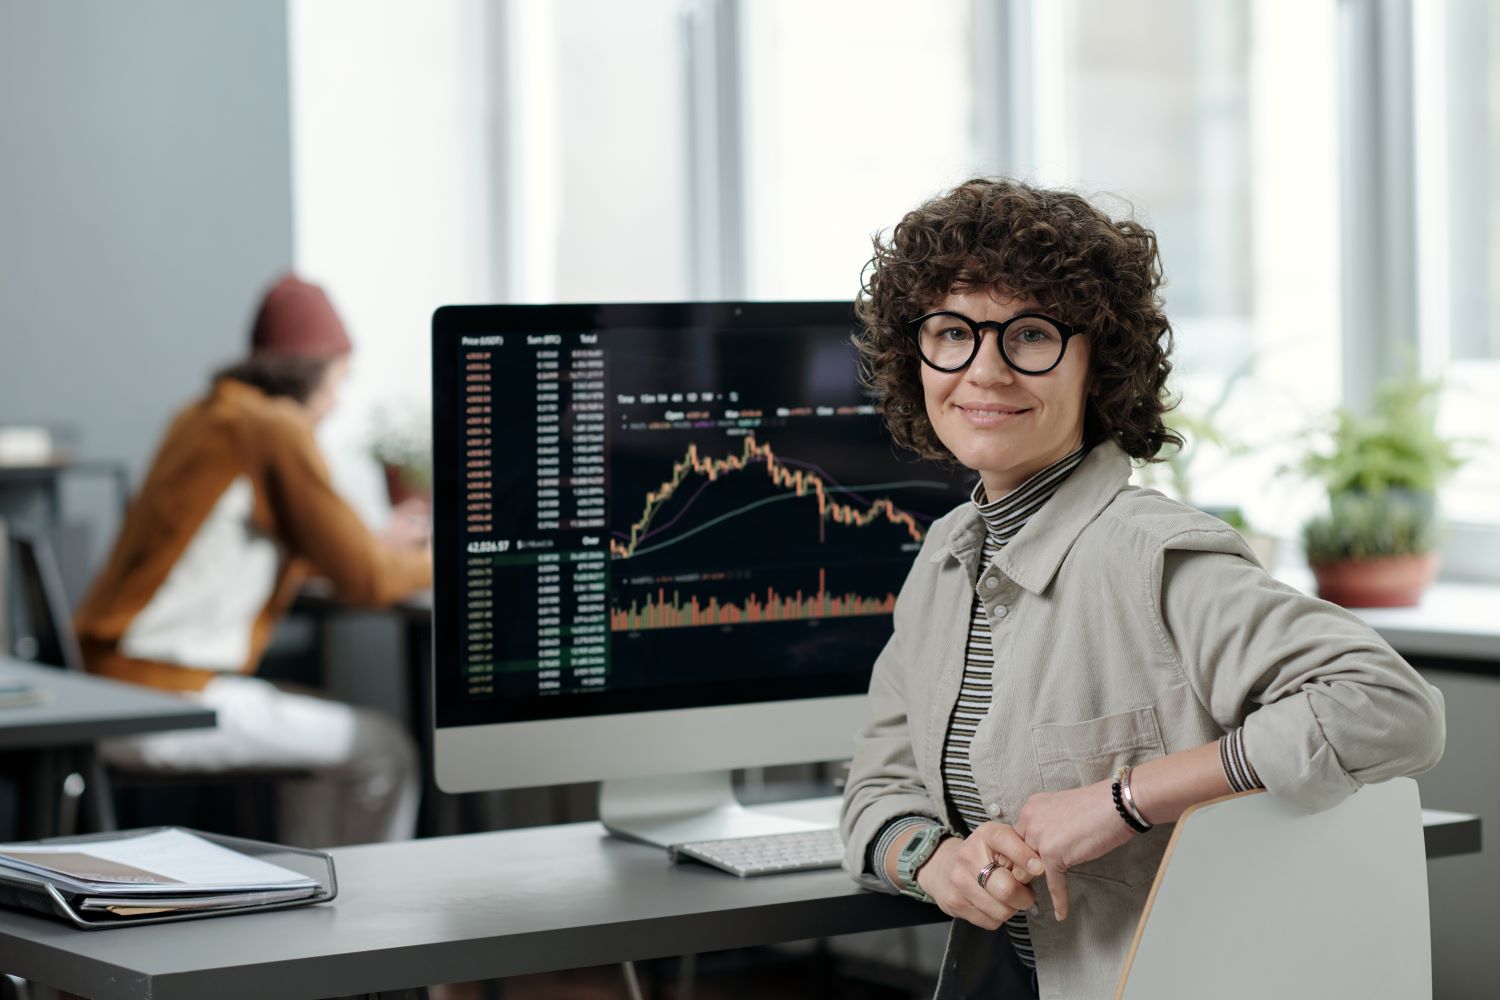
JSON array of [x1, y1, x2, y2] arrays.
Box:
[[431, 302, 972, 735]]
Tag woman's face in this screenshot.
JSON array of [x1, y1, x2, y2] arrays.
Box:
[[919, 285, 1091, 499]]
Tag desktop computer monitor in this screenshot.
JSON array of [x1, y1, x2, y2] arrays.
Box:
[[431, 302, 970, 846]]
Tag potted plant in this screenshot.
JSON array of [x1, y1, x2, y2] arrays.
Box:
[[1143, 362, 1281, 570], [369, 406, 433, 506], [1298, 375, 1466, 607]]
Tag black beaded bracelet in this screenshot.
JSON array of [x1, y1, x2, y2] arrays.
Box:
[[1111, 776, 1152, 834]]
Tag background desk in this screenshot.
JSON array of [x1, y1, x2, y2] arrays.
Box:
[[0, 656, 215, 839], [0, 657, 214, 751], [0, 804, 1479, 1000]]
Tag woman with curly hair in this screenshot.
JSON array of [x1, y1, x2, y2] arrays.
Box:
[[839, 178, 1445, 998]]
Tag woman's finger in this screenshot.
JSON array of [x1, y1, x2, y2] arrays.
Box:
[[979, 864, 1036, 914], [920, 838, 1008, 930], [942, 843, 1015, 929], [976, 823, 1047, 886], [1042, 858, 1070, 922]]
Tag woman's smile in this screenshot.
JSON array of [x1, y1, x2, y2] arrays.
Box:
[[954, 401, 1033, 428]]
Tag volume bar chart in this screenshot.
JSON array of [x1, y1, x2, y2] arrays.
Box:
[[610, 568, 896, 631]]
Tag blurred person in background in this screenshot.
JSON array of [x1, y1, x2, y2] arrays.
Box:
[[75, 274, 432, 847]]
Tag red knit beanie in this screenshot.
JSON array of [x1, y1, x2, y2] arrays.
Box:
[[250, 274, 353, 359]]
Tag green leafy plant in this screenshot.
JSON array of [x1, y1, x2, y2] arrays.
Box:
[[1132, 359, 1290, 569], [1298, 374, 1467, 564], [1302, 491, 1439, 563], [369, 405, 433, 495], [1205, 505, 1250, 533], [1147, 359, 1254, 506], [1299, 376, 1464, 495]]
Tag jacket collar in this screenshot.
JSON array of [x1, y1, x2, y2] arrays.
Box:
[[930, 441, 1134, 594]]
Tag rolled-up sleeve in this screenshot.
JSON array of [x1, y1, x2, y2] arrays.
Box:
[[840, 580, 941, 890], [1157, 531, 1446, 812]]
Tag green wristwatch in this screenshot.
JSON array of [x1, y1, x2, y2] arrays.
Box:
[[896, 825, 950, 902]]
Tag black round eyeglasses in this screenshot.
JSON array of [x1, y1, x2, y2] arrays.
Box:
[[908, 310, 1083, 375]]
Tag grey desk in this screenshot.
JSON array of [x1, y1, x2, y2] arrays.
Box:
[[0, 657, 214, 749], [0, 820, 939, 1000], [0, 804, 1480, 1000]]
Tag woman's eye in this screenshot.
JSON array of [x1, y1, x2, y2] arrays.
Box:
[[1015, 326, 1052, 344], [939, 326, 972, 342]]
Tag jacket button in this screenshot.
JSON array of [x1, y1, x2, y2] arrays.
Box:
[[986, 803, 1001, 817], [984, 575, 1000, 590], [992, 605, 1008, 619]]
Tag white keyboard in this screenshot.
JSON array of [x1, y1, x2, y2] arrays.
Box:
[[671, 827, 844, 877]]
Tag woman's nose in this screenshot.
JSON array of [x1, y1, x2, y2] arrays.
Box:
[[966, 331, 1015, 384]]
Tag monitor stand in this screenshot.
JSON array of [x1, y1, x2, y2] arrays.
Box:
[[599, 769, 836, 849]]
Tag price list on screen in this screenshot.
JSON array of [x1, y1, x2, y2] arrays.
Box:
[[463, 347, 495, 535], [458, 332, 611, 700]]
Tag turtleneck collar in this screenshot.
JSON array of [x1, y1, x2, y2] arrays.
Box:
[[969, 446, 1087, 543]]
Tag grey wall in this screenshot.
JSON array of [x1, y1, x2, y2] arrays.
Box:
[[1416, 667, 1500, 1000], [0, 0, 294, 572]]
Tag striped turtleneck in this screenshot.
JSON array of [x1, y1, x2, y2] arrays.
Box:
[[941, 446, 1087, 968]]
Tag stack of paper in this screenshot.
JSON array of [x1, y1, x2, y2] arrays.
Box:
[[0, 828, 319, 917]]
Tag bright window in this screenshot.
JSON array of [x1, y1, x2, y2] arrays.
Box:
[[1414, 0, 1500, 535], [503, 0, 693, 303], [291, 0, 1499, 565], [739, 0, 976, 300], [1044, 0, 1342, 541], [289, 0, 494, 519]]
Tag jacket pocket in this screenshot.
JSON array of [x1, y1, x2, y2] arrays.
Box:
[[1029, 706, 1168, 888]]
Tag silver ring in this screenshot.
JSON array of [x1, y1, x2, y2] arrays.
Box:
[[977, 860, 1002, 889]]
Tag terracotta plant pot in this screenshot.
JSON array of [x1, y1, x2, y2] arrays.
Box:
[[1309, 552, 1440, 608]]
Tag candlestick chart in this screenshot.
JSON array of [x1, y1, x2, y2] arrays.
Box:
[[609, 431, 945, 633]]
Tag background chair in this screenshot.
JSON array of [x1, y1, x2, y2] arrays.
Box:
[[4, 523, 307, 840], [1117, 777, 1431, 1000], [3, 520, 115, 835]]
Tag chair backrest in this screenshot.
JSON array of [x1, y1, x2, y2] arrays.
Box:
[[5, 522, 88, 672], [1116, 777, 1431, 1000]]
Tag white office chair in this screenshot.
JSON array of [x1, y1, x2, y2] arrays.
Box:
[[1116, 777, 1431, 999]]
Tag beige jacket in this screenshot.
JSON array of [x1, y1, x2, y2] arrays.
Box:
[[840, 441, 1445, 999]]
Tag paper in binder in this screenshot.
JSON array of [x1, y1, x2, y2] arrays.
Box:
[[0, 826, 336, 928]]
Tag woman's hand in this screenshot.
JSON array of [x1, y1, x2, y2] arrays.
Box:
[[913, 824, 1047, 930], [1013, 779, 1137, 921]]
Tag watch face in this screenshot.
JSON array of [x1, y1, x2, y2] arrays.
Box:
[[897, 829, 945, 901], [899, 827, 943, 874]]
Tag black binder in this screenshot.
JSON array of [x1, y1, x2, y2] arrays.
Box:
[[0, 826, 337, 929]]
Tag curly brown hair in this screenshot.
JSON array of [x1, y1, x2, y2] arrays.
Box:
[[852, 177, 1181, 465]]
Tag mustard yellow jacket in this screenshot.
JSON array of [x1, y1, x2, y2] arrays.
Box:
[[840, 441, 1446, 999], [76, 378, 431, 691]]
